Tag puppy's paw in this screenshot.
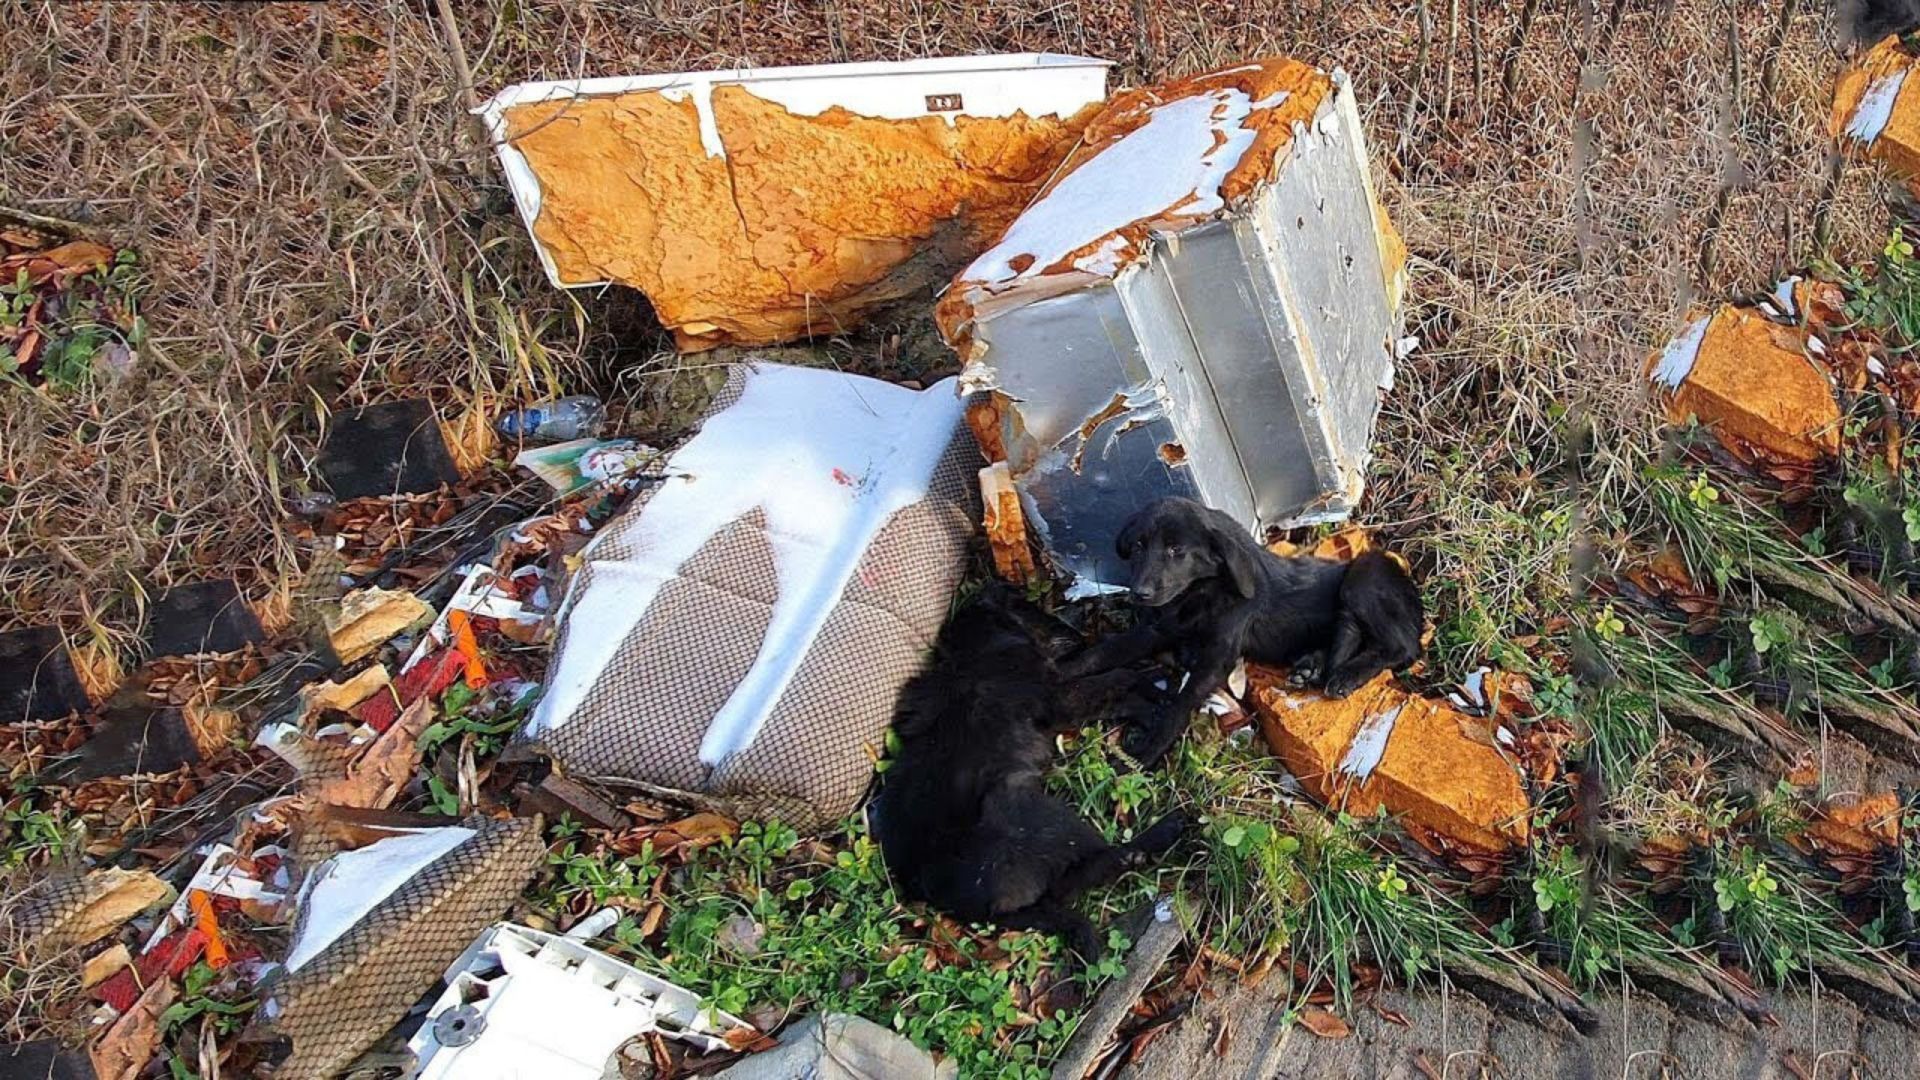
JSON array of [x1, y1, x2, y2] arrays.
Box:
[[1119, 721, 1178, 768], [1322, 669, 1374, 699], [1287, 653, 1327, 689], [1130, 811, 1192, 855]]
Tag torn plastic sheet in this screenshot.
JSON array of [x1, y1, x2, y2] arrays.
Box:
[[142, 844, 287, 954], [408, 921, 746, 1078], [938, 58, 1405, 592]]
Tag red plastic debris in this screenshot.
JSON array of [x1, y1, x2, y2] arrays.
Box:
[[355, 647, 465, 732], [93, 928, 208, 1012]]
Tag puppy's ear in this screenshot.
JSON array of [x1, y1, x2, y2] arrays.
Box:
[[1116, 513, 1145, 558], [1205, 509, 1261, 599]]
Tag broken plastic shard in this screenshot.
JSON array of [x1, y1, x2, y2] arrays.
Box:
[[409, 922, 747, 1078]]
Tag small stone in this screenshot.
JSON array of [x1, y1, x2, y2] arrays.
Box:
[[717, 914, 765, 957]]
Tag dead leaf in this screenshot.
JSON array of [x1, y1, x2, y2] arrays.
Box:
[[310, 696, 431, 809], [1370, 1001, 1411, 1027], [1297, 1007, 1351, 1040], [90, 975, 174, 1080], [1412, 1050, 1444, 1080], [665, 812, 738, 843]]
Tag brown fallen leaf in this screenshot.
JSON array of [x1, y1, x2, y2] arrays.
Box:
[[1412, 1050, 1444, 1080], [90, 975, 175, 1080], [311, 696, 431, 810], [1211, 1014, 1233, 1057], [1370, 1001, 1411, 1027], [1297, 1007, 1351, 1040], [665, 812, 739, 843]]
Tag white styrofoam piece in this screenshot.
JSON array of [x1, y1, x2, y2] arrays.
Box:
[[529, 366, 963, 765], [283, 825, 474, 974], [474, 54, 1111, 289], [408, 922, 744, 1078], [963, 87, 1270, 286], [1647, 313, 1711, 390], [1848, 71, 1908, 145]]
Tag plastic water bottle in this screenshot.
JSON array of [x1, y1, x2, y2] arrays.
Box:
[[497, 396, 606, 442]]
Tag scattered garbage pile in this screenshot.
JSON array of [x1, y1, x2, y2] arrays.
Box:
[[0, 49, 1565, 1080]]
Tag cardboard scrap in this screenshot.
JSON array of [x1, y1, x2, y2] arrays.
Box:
[[82, 944, 132, 990], [325, 587, 432, 666], [1645, 305, 1840, 462], [299, 664, 392, 721], [89, 977, 173, 1080], [1250, 669, 1530, 855], [313, 696, 434, 810], [16, 868, 172, 955]]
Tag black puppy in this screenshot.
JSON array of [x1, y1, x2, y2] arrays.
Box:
[[871, 590, 1188, 962], [1061, 497, 1424, 765]]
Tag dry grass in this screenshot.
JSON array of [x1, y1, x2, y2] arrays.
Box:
[[0, 0, 1888, 665]]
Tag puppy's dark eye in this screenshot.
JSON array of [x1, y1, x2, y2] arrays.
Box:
[[1166, 545, 1184, 557]]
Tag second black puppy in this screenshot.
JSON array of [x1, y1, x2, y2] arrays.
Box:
[[1061, 497, 1424, 765], [871, 590, 1188, 963]]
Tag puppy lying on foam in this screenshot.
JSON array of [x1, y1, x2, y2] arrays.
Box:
[[871, 588, 1188, 963], [1061, 497, 1425, 765]]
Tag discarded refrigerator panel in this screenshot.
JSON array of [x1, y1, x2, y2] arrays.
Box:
[[937, 57, 1407, 593], [523, 363, 975, 835], [408, 921, 747, 1079], [478, 54, 1110, 351]]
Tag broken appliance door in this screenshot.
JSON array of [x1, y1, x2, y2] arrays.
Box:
[[938, 57, 1407, 594], [478, 54, 1110, 351]]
